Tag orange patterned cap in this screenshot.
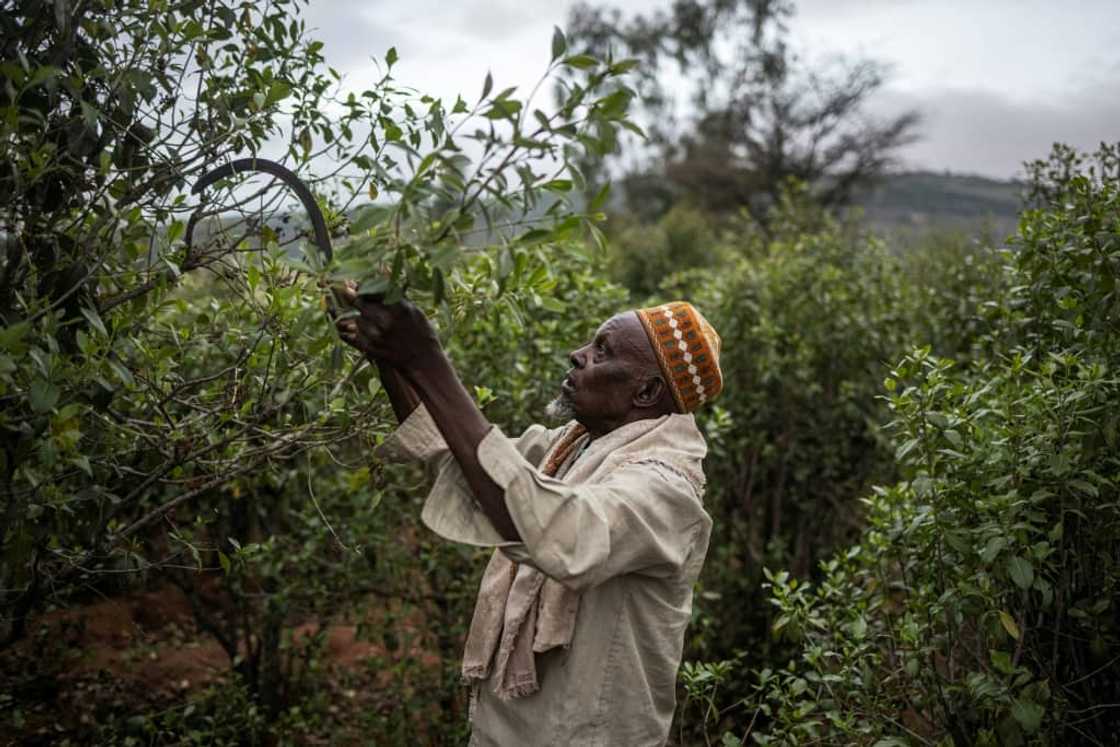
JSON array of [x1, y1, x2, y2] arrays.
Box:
[[635, 301, 723, 413]]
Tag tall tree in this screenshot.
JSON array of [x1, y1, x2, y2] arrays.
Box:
[[0, 0, 634, 654], [567, 0, 920, 225]]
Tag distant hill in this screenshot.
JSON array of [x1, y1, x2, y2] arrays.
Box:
[[189, 171, 1026, 258], [850, 171, 1024, 241]]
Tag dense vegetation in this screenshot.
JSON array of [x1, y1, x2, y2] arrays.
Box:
[[2, 0, 1117, 744], [672, 145, 1120, 745]]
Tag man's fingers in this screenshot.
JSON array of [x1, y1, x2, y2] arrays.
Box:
[[336, 322, 356, 342], [354, 297, 394, 327], [335, 315, 386, 352], [336, 321, 367, 352], [334, 281, 358, 307], [335, 317, 364, 343]]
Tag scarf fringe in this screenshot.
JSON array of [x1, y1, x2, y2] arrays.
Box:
[[494, 678, 540, 700], [462, 664, 489, 681]]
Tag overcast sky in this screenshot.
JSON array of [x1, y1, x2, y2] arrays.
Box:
[[303, 0, 1119, 180]]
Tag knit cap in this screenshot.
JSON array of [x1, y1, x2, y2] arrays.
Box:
[[635, 302, 723, 412]]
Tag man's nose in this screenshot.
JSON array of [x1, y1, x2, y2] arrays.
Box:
[[569, 347, 585, 369]]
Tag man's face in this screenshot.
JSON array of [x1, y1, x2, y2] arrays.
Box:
[[551, 312, 662, 434]]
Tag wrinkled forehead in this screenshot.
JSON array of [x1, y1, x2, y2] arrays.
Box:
[[596, 311, 657, 364]]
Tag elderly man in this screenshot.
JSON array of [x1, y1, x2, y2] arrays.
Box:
[[335, 288, 722, 746]]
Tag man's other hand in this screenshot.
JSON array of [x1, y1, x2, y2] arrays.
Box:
[[333, 281, 375, 356], [333, 282, 443, 371]]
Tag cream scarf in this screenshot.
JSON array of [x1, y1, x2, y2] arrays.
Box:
[[460, 424, 588, 699]]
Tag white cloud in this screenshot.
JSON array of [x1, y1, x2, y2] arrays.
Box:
[[872, 78, 1120, 178], [299, 0, 1120, 178]]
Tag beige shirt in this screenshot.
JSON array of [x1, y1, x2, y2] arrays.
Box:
[[377, 405, 712, 747]]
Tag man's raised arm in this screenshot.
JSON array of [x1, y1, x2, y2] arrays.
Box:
[[333, 287, 521, 541]]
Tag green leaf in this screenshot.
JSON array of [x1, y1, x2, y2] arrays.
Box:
[[497, 247, 514, 281], [385, 46, 398, 67], [30, 379, 59, 413], [1069, 479, 1098, 497], [1011, 699, 1044, 734], [944, 530, 971, 555], [990, 649, 1015, 674], [543, 179, 572, 192], [0, 322, 30, 353], [980, 536, 1007, 564], [596, 89, 633, 119], [587, 222, 608, 253], [383, 121, 402, 142], [589, 182, 611, 211], [517, 228, 552, 244], [25, 65, 61, 89], [264, 81, 291, 106], [296, 127, 313, 159], [563, 54, 598, 70], [167, 220, 185, 244], [609, 58, 640, 75], [483, 99, 522, 120], [108, 359, 134, 387], [352, 206, 382, 233], [999, 610, 1021, 641], [80, 100, 99, 127], [895, 437, 920, 461], [80, 307, 108, 337], [70, 455, 92, 477], [551, 26, 567, 62], [539, 296, 565, 313], [1007, 556, 1034, 590], [218, 551, 231, 574], [416, 152, 437, 177], [358, 276, 391, 297], [619, 119, 648, 139], [481, 70, 493, 101]]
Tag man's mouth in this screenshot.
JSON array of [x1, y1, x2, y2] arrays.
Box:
[[561, 374, 575, 394]]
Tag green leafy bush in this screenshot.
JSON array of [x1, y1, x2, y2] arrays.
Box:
[[730, 145, 1119, 745], [594, 190, 1005, 743], [1, 0, 640, 739]]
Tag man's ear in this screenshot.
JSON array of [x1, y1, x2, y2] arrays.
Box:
[[634, 375, 667, 410]]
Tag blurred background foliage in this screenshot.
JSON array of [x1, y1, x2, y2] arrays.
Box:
[[2, 0, 1117, 744]]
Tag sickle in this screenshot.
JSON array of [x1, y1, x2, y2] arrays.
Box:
[[187, 157, 333, 265]]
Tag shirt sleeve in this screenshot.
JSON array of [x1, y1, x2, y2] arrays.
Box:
[[476, 426, 710, 591], [374, 405, 566, 548], [373, 403, 448, 465], [374, 403, 561, 468]]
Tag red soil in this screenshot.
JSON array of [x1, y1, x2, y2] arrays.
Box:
[[2, 581, 449, 744]]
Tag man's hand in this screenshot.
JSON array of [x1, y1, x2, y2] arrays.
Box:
[[331, 281, 423, 424], [333, 282, 443, 372], [330, 283, 519, 541]]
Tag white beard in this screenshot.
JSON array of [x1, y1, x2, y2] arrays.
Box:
[[544, 392, 576, 424]]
